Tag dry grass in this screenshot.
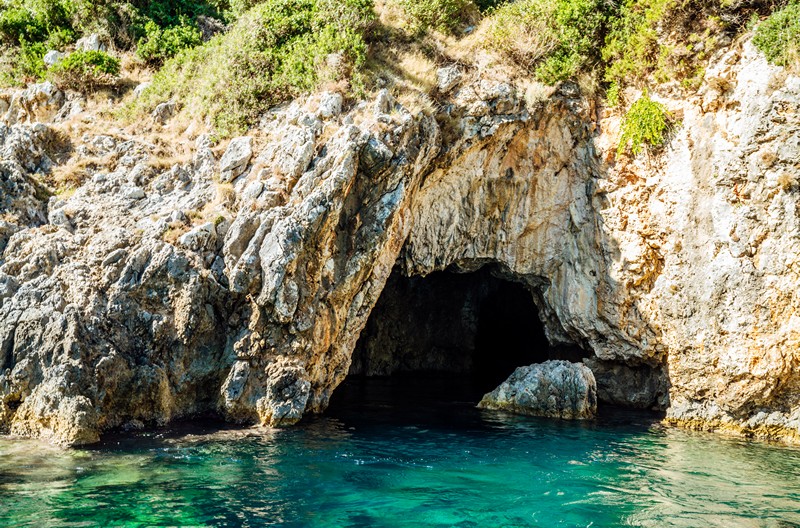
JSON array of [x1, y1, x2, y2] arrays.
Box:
[[46, 153, 118, 191]]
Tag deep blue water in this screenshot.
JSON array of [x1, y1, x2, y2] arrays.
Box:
[[1, 378, 800, 527]]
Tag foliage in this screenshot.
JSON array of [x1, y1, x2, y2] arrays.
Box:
[[132, 0, 374, 136], [0, 0, 75, 45], [487, 0, 604, 84], [753, 0, 800, 70], [47, 49, 120, 91], [0, 0, 226, 85], [600, 0, 728, 94], [397, 0, 476, 35], [136, 19, 202, 64], [618, 93, 672, 155]]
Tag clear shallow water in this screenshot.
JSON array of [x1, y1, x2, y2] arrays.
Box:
[[1, 378, 800, 527]]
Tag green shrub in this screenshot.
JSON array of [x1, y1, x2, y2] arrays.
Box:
[[397, 0, 476, 35], [601, 0, 727, 93], [618, 93, 672, 155], [0, 7, 46, 44], [228, 0, 261, 18], [48, 49, 120, 91], [753, 1, 800, 70], [130, 0, 225, 27], [136, 19, 202, 64], [132, 0, 374, 136], [487, 0, 604, 84], [0, 37, 47, 86]]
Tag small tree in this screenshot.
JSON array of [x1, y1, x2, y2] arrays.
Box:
[[618, 93, 672, 156]]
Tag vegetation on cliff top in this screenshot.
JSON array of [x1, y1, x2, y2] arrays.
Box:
[[129, 0, 373, 135], [0, 0, 225, 85], [1, 0, 796, 140], [487, 0, 604, 84]]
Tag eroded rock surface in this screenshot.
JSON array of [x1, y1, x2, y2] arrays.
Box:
[[478, 360, 598, 419], [1, 37, 799, 445]]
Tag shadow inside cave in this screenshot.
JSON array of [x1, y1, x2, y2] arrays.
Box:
[[336, 265, 588, 408]]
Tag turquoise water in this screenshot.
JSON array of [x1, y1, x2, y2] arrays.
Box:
[[2, 379, 800, 527]]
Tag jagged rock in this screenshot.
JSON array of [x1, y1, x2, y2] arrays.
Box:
[[76, 34, 106, 52], [43, 50, 64, 67], [437, 65, 462, 93], [133, 82, 152, 98], [220, 136, 253, 182], [478, 361, 597, 419], [317, 92, 343, 119], [152, 100, 177, 124], [1, 37, 800, 446], [178, 222, 217, 252], [2, 82, 64, 125]]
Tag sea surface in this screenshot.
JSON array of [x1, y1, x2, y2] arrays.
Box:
[[1, 377, 799, 527]]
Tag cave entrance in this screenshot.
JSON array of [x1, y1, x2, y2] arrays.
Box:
[[338, 266, 554, 409]]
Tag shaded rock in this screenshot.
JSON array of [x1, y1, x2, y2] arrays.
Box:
[[197, 15, 226, 41], [478, 361, 597, 419], [584, 358, 669, 410]]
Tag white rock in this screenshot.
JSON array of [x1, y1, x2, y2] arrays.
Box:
[[151, 100, 176, 124], [43, 50, 65, 67], [220, 136, 253, 182], [317, 92, 343, 119], [178, 222, 217, 252], [436, 65, 462, 93], [76, 34, 106, 52], [122, 185, 145, 200], [374, 89, 394, 115], [133, 82, 152, 98]]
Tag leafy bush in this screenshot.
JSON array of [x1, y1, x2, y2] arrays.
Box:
[[397, 0, 476, 35], [618, 93, 672, 155], [753, 1, 800, 70], [0, 37, 46, 86], [136, 19, 202, 64], [133, 0, 374, 136], [0, 0, 225, 84], [487, 0, 604, 84], [48, 49, 120, 91], [0, 7, 46, 44]]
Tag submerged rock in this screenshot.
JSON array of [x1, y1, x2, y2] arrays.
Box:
[[478, 361, 597, 420]]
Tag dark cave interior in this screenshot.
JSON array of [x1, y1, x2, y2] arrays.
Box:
[[343, 266, 567, 404]]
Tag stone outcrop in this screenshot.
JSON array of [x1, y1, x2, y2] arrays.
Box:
[[1, 36, 799, 445], [478, 360, 598, 419]]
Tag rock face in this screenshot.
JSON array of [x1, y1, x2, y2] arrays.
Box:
[[478, 360, 597, 419], [1, 37, 800, 445]]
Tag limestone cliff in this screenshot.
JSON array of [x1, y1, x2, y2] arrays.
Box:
[[0, 37, 798, 445]]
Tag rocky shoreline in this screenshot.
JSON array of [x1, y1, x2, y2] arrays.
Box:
[[1, 37, 799, 446]]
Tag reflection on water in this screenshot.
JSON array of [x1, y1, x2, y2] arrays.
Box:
[[1, 381, 799, 527]]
